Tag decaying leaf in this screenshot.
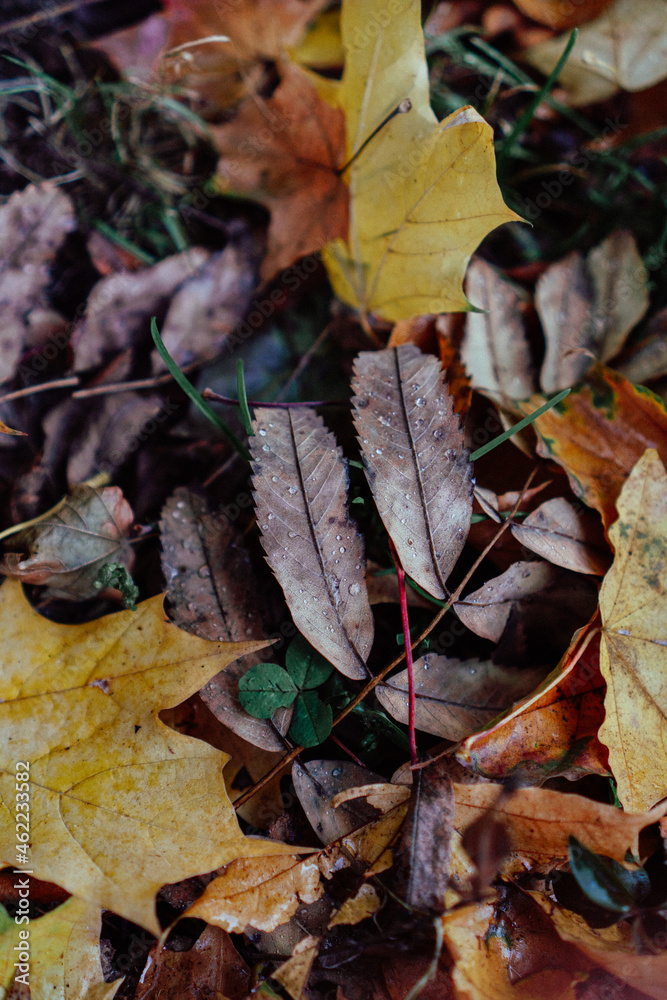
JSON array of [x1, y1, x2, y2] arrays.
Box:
[[185, 855, 323, 934], [457, 621, 610, 782], [160, 487, 291, 751], [0, 182, 75, 382], [250, 407, 373, 680], [377, 653, 547, 741], [598, 448, 667, 811], [587, 230, 649, 364], [322, 0, 520, 320], [530, 894, 667, 1000], [462, 258, 536, 403], [616, 305, 667, 385], [133, 925, 250, 1000], [0, 897, 119, 1000], [272, 934, 320, 1000], [352, 344, 473, 599], [0, 578, 291, 934], [392, 758, 454, 915], [525, 0, 667, 105], [0, 485, 134, 600], [525, 366, 667, 529], [292, 760, 384, 844], [510, 497, 610, 575], [212, 61, 348, 279], [454, 560, 561, 643]]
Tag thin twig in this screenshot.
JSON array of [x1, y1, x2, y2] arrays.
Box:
[[202, 389, 342, 409], [0, 377, 80, 406], [233, 467, 538, 811], [390, 538, 417, 766]]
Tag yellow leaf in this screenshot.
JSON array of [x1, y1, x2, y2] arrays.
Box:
[[0, 579, 293, 934], [272, 935, 320, 1000], [0, 897, 119, 1000], [322, 0, 521, 321], [598, 448, 667, 811]]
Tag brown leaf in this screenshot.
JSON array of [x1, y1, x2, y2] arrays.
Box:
[[0, 183, 75, 382], [133, 925, 250, 1000], [511, 497, 610, 575], [616, 305, 667, 384], [457, 621, 610, 783], [212, 61, 348, 279], [536, 250, 596, 393], [352, 345, 473, 600], [376, 653, 547, 741], [587, 230, 649, 363], [273, 934, 321, 1000], [0, 484, 134, 600], [393, 758, 454, 915], [72, 249, 208, 371], [251, 407, 373, 680], [292, 760, 384, 845], [462, 258, 536, 403], [160, 487, 291, 751], [454, 560, 554, 642]]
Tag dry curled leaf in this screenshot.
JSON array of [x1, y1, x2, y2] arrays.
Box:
[[598, 448, 667, 811], [0, 578, 289, 934], [378, 654, 547, 741], [160, 487, 291, 751], [510, 497, 610, 575], [462, 258, 536, 404], [133, 925, 250, 1000], [250, 407, 373, 680], [322, 0, 520, 320], [352, 344, 473, 599], [454, 560, 554, 642], [0, 182, 75, 383], [457, 621, 610, 782], [0, 485, 134, 601]]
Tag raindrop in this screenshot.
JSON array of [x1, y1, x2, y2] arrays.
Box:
[[268, 513, 275, 520], [348, 583, 361, 596], [262, 444, 270, 452], [433, 429, 443, 439], [198, 566, 211, 578], [288, 486, 298, 495], [332, 767, 341, 777], [258, 428, 267, 436], [288, 531, 297, 538], [339, 546, 346, 553], [445, 448, 456, 460], [261, 524, 269, 530], [336, 534, 342, 541], [176, 500, 186, 510], [375, 448, 383, 455], [271, 476, 278, 482], [415, 397, 426, 407]]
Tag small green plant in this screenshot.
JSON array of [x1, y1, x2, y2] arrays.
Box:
[[567, 836, 650, 915], [239, 636, 334, 747], [94, 562, 140, 611]]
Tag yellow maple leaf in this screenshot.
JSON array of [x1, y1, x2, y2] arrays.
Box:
[[0, 579, 294, 934], [321, 0, 521, 321], [0, 897, 118, 1000], [598, 448, 667, 812]]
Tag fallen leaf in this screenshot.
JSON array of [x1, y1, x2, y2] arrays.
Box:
[[442, 889, 589, 1000], [0, 183, 75, 383], [186, 854, 323, 934], [133, 925, 250, 1000], [160, 487, 291, 751], [462, 258, 536, 403], [536, 250, 596, 393], [529, 894, 667, 1000], [1, 485, 134, 600], [587, 230, 649, 364], [250, 407, 374, 680], [322, 0, 520, 320], [292, 760, 384, 844], [328, 882, 381, 927], [0, 896, 119, 1000], [616, 306, 667, 385], [512, 0, 614, 29], [272, 934, 320, 1000], [451, 782, 665, 873], [525, 366, 667, 529], [392, 758, 454, 915], [212, 61, 348, 279], [598, 448, 667, 811], [352, 344, 473, 600], [377, 653, 547, 741], [0, 578, 291, 933], [72, 249, 208, 372], [457, 620, 610, 782], [510, 497, 610, 575], [525, 0, 667, 105]]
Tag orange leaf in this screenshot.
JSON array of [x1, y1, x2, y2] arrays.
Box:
[[211, 62, 348, 280], [524, 366, 667, 528], [457, 619, 610, 782]]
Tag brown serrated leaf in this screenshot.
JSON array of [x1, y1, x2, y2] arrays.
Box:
[[462, 259, 536, 404], [536, 250, 596, 393], [352, 345, 473, 600], [393, 758, 454, 916], [160, 487, 291, 751], [511, 497, 610, 575], [250, 407, 373, 680], [377, 654, 547, 741], [454, 561, 554, 642], [0, 182, 75, 382], [0, 484, 134, 600]]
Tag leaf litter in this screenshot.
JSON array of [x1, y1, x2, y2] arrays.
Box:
[[2, 0, 667, 996]]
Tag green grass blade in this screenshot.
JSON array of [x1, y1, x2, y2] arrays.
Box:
[[236, 359, 254, 436], [470, 388, 570, 461], [150, 317, 251, 460]]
